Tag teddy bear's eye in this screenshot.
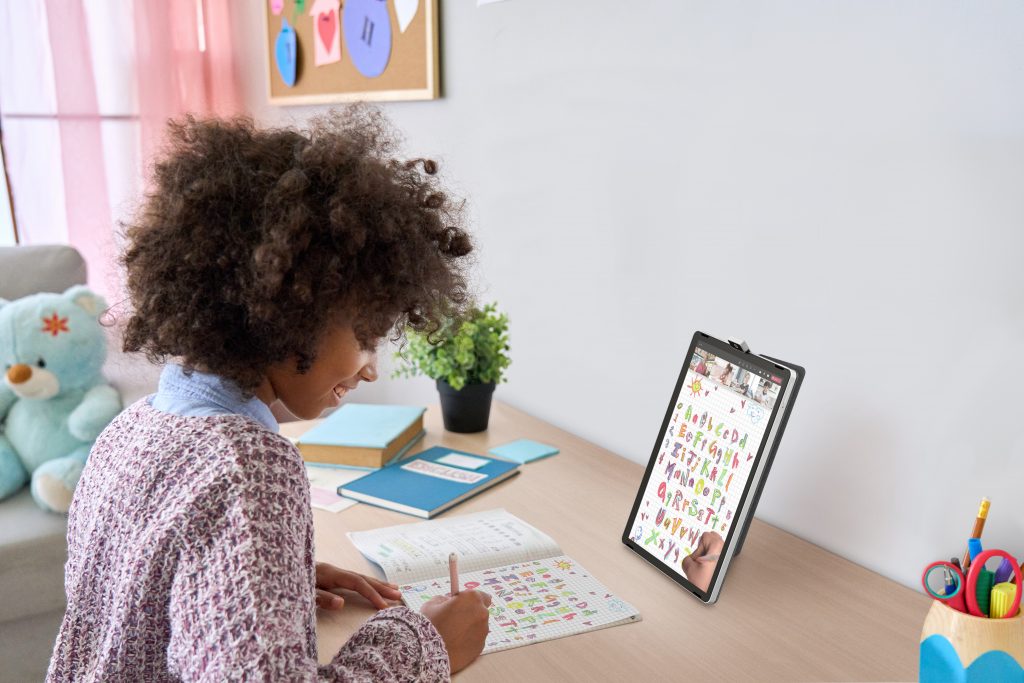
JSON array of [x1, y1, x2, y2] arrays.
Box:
[[36, 358, 46, 368]]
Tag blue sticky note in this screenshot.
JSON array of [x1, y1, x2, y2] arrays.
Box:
[[489, 439, 559, 464]]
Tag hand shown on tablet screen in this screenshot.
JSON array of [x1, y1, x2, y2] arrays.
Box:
[[681, 531, 725, 592]]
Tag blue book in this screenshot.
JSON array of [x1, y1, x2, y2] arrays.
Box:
[[339, 446, 520, 518], [297, 404, 426, 469]]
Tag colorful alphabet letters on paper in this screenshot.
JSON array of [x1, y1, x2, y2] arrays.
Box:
[[400, 556, 639, 654]]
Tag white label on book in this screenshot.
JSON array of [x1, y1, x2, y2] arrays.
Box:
[[401, 459, 488, 484], [436, 452, 490, 470]]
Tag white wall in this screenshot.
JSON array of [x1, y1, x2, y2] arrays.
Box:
[[235, 1, 1024, 590]]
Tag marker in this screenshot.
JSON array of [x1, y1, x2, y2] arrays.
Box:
[[961, 497, 990, 571], [995, 558, 1015, 585], [449, 552, 459, 596], [696, 554, 720, 564]]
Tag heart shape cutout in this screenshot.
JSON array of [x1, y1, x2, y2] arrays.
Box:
[[318, 9, 337, 51]]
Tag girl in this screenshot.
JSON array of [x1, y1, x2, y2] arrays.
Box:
[[48, 109, 491, 682]]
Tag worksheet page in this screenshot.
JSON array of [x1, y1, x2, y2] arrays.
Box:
[[399, 555, 640, 654], [348, 508, 562, 584]]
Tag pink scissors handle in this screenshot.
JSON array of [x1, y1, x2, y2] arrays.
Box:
[[966, 549, 1022, 618], [921, 561, 966, 613]]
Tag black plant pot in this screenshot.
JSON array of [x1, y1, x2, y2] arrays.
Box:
[[436, 379, 495, 433]]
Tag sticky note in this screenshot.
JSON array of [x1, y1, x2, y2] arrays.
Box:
[[489, 439, 559, 464], [436, 452, 490, 470]]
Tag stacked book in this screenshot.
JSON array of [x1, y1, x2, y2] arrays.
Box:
[[296, 403, 426, 469]]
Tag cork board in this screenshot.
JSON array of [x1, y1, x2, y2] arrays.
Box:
[[264, 0, 439, 105]]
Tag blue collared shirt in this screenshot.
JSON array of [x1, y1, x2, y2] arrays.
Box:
[[149, 364, 279, 432]]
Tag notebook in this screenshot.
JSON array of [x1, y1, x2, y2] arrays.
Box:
[[296, 404, 426, 469], [348, 509, 641, 654], [489, 438, 560, 464], [338, 446, 520, 518]]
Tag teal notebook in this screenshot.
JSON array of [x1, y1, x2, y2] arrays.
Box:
[[339, 446, 520, 518], [297, 404, 426, 469], [488, 439, 559, 464]]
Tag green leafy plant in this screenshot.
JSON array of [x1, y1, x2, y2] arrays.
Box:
[[392, 302, 511, 390]]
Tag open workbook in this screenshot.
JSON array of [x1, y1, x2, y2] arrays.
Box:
[[348, 509, 641, 654]]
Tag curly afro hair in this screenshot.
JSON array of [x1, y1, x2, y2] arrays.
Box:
[[120, 107, 474, 393]]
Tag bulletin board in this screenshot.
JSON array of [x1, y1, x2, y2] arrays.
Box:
[[264, 0, 439, 105]]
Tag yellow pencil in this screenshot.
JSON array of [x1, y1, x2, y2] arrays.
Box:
[[961, 497, 990, 571]]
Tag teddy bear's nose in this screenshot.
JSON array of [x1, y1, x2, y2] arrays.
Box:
[[6, 364, 31, 385]]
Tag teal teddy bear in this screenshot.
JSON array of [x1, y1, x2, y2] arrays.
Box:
[[0, 286, 122, 513]]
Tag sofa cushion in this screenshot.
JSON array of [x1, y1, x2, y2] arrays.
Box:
[[0, 245, 87, 300], [0, 489, 68, 621]]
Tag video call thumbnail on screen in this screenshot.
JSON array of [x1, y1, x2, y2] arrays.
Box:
[[689, 347, 781, 408]]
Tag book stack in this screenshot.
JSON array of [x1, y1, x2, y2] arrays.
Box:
[[296, 403, 426, 469]]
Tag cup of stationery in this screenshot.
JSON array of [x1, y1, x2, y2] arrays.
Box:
[[920, 549, 1024, 682]]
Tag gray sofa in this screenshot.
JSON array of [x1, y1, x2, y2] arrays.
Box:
[[0, 245, 161, 681]]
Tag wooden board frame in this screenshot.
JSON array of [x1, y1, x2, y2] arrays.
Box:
[[264, 0, 440, 105]]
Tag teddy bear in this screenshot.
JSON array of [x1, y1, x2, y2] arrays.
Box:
[[0, 285, 122, 513]]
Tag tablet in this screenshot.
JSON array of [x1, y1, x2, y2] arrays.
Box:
[[621, 331, 804, 604]]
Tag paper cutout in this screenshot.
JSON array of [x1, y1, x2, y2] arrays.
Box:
[[275, 18, 298, 87], [394, 0, 419, 33], [270, 0, 284, 15], [343, 0, 392, 78], [310, 0, 342, 66]]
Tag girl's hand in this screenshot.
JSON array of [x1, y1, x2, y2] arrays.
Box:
[[420, 590, 492, 674], [315, 562, 403, 610]]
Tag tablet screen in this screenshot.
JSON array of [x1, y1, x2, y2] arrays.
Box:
[[626, 339, 786, 597]]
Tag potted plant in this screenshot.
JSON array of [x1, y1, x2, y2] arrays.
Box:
[[393, 302, 510, 433]]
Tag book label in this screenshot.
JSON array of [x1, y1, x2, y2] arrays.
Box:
[[401, 459, 488, 484]]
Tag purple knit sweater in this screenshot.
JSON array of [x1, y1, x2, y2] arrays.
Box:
[[47, 401, 450, 682]]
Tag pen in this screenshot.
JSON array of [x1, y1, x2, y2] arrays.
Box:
[[449, 552, 459, 596], [696, 554, 720, 564], [961, 497, 990, 571]]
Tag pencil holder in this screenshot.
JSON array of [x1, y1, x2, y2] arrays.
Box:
[[920, 601, 1024, 682]]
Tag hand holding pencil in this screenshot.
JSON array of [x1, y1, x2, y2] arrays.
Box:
[[418, 552, 492, 674]]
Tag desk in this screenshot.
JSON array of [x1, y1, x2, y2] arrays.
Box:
[[281, 401, 927, 681]]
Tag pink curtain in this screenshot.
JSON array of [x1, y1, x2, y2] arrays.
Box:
[[133, 0, 243, 170], [42, 0, 115, 294], [16, 1, 242, 296]]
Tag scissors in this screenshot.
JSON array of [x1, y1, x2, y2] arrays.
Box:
[[922, 549, 1022, 617]]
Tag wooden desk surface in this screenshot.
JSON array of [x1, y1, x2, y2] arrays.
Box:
[[281, 401, 927, 682]]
